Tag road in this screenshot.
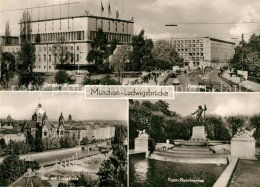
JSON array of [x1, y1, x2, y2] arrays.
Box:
[[205, 69, 237, 92], [166, 73, 194, 91], [206, 70, 230, 87]]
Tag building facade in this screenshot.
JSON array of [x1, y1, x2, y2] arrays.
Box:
[[162, 37, 235, 69], [3, 15, 134, 73]]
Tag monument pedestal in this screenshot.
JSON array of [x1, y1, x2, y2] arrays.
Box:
[[231, 137, 256, 160], [135, 137, 154, 157], [191, 126, 207, 141]]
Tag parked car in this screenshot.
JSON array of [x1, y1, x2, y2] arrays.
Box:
[[172, 78, 180, 85], [170, 73, 177, 78]]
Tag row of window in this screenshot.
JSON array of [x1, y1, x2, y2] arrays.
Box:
[[171, 39, 203, 43], [37, 46, 80, 52], [175, 44, 203, 47], [89, 31, 131, 43], [38, 54, 79, 62], [179, 53, 204, 56], [31, 31, 84, 43], [177, 48, 204, 52], [38, 65, 52, 70]]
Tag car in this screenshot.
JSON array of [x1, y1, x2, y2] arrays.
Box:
[[170, 73, 177, 78], [172, 78, 180, 85]]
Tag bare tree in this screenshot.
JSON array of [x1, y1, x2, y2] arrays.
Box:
[[4, 21, 11, 45], [110, 44, 132, 83], [20, 10, 32, 43], [51, 36, 73, 69]]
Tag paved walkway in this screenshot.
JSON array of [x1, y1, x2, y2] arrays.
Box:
[[223, 71, 260, 92]]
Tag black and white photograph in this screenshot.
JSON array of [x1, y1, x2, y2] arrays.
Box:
[[1, 0, 260, 187], [0, 92, 127, 186], [0, 0, 260, 91], [129, 93, 260, 186]]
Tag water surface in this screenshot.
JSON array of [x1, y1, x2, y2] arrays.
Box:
[[129, 157, 226, 187]]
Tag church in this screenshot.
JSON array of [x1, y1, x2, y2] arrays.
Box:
[[23, 102, 65, 139]]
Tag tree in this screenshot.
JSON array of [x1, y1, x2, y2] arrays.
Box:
[[18, 10, 36, 87], [52, 36, 73, 68], [69, 173, 97, 186], [129, 29, 154, 71], [4, 21, 11, 45], [80, 137, 89, 145], [83, 74, 120, 85], [152, 40, 183, 69], [98, 126, 127, 187], [226, 115, 247, 137], [87, 29, 117, 73], [110, 44, 131, 83], [26, 133, 35, 151], [230, 33, 260, 74], [0, 139, 7, 150], [55, 70, 75, 84], [0, 155, 40, 186], [1, 52, 16, 89]]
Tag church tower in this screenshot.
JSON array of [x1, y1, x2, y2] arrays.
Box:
[[59, 112, 65, 126]]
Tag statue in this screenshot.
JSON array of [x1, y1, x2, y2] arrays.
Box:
[[191, 104, 207, 125], [233, 127, 256, 139], [137, 130, 149, 138]]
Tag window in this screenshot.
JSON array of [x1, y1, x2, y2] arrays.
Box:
[[38, 55, 41, 62], [70, 54, 74, 63], [39, 66, 41, 69], [44, 47, 46, 51], [49, 47, 51, 51], [71, 46, 73, 50], [77, 46, 79, 50], [49, 66, 51, 69], [44, 66, 46, 69], [49, 55, 51, 61], [44, 55, 46, 61], [76, 54, 79, 62]]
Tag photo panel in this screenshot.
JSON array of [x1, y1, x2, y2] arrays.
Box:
[[129, 93, 260, 187], [0, 92, 128, 186]]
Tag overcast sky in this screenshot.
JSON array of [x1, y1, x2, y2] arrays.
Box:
[[1, 0, 260, 41], [0, 92, 127, 121]]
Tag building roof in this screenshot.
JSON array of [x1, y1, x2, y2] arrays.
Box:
[[24, 120, 37, 128], [20, 15, 134, 24], [169, 36, 235, 45]]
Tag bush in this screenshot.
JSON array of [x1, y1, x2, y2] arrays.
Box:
[[5, 140, 31, 155], [55, 70, 76, 84], [83, 75, 120, 85]]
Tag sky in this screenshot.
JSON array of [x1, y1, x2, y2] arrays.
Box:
[[1, 0, 260, 41], [165, 93, 260, 117], [0, 92, 128, 121]]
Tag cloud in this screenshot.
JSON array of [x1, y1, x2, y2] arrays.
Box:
[[229, 2, 260, 39], [212, 97, 260, 116]]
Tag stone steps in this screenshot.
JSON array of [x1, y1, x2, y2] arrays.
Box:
[[173, 146, 211, 152], [150, 153, 228, 164], [167, 149, 212, 154], [154, 151, 227, 158]]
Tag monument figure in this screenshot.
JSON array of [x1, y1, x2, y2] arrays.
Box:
[[190, 104, 208, 142], [231, 127, 256, 159], [191, 105, 207, 125], [137, 130, 149, 138]]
